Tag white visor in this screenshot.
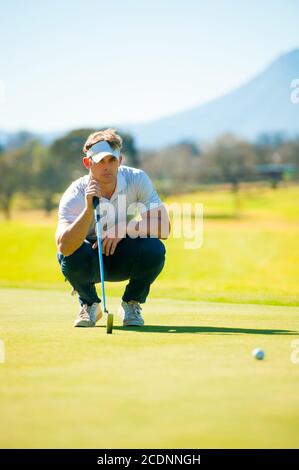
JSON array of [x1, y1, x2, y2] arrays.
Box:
[[86, 141, 121, 163]]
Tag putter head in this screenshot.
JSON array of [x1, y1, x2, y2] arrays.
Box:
[[106, 312, 113, 334]]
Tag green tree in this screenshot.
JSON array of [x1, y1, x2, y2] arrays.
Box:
[[0, 145, 28, 219], [50, 128, 139, 190], [50, 128, 94, 186], [200, 134, 256, 190], [120, 132, 139, 167], [199, 134, 257, 216], [29, 143, 63, 214]]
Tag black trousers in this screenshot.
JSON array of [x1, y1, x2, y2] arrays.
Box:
[[57, 237, 166, 305]]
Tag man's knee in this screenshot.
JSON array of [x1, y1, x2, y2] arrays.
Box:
[[57, 241, 95, 274], [138, 238, 166, 267]]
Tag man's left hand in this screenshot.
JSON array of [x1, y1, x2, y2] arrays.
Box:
[[92, 236, 123, 256], [92, 222, 127, 256]]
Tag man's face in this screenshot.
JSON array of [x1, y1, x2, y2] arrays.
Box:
[[88, 154, 122, 184]]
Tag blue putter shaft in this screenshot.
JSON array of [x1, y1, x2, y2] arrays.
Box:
[[93, 196, 108, 313]]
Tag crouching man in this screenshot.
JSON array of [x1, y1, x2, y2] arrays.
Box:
[[55, 128, 170, 327]]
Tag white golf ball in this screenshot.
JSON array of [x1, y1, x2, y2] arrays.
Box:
[[252, 348, 265, 360]]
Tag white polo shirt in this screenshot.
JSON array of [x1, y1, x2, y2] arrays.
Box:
[[57, 165, 162, 240]]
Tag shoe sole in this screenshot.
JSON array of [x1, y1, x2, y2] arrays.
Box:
[[74, 320, 95, 327]]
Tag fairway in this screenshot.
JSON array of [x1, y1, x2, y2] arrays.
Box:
[[1, 185, 299, 306], [1, 288, 298, 448]]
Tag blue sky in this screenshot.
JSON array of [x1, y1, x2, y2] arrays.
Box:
[[0, 0, 298, 132]]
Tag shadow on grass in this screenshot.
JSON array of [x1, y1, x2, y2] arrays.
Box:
[[97, 325, 298, 335], [204, 213, 239, 220]]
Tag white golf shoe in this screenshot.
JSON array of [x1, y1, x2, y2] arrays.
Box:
[[74, 302, 103, 327], [119, 300, 144, 327]]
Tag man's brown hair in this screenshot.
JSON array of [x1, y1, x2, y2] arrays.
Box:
[[83, 128, 123, 154]]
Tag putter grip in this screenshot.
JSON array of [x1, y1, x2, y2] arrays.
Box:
[[93, 196, 99, 209]]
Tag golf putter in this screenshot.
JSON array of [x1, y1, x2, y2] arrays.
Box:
[[93, 196, 113, 334]]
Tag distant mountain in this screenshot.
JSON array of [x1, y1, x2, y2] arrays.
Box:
[[0, 129, 64, 149], [1, 49, 298, 151], [121, 49, 299, 149]]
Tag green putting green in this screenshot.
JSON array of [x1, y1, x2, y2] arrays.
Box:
[[1, 288, 298, 448]]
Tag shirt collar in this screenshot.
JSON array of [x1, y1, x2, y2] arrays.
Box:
[[115, 170, 126, 193]]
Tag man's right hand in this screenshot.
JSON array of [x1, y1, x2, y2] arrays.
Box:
[[85, 175, 101, 209]]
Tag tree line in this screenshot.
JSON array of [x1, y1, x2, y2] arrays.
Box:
[[0, 128, 298, 218], [0, 128, 138, 218], [141, 133, 299, 194]]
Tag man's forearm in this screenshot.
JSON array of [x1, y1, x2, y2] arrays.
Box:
[[127, 217, 170, 239], [102, 216, 170, 241], [59, 210, 171, 257], [58, 207, 94, 256]]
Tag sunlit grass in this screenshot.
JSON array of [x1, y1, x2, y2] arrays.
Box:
[[0, 289, 298, 448], [0, 184, 298, 305]]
